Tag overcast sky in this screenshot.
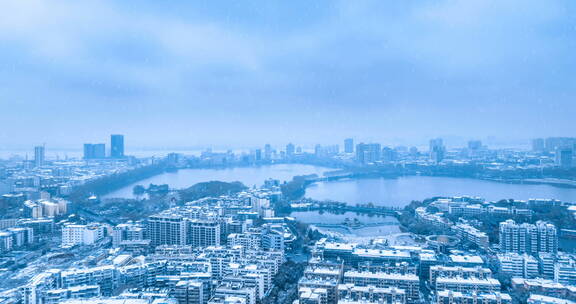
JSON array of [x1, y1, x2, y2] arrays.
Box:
[[0, 0, 575, 150]]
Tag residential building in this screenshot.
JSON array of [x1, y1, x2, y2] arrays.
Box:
[[499, 220, 557, 254], [497, 253, 539, 279], [61, 223, 106, 247]]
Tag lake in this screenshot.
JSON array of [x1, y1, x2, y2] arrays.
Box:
[[103, 164, 330, 199], [104, 164, 576, 206], [306, 175, 576, 206]]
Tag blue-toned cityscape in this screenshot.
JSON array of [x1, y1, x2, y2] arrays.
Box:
[[3, 1, 576, 303], [0, 136, 576, 304]]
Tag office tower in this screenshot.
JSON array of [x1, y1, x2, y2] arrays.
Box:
[[264, 144, 272, 161], [83, 144, 93, 160], [499, 220, 557, 254], [62, 224, 106, 247], [34, 146, 45, 167], [429, 138, 445, 163], [93, 143, 105, 158], [344, 138, 354, 153], [148, 214, 187, 246], [555, 147, 574, 168], [532, 138, 545, 152], [286, 143, 295, 157], [110, 134, 124, 158], [83, 143, 106, 159]]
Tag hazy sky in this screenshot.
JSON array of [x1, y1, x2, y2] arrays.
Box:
[[0, 0, 575, 149]]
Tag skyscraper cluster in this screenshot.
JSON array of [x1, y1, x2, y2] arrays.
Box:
[[83, 134, 125, 160], [532, 137, 575, 168]]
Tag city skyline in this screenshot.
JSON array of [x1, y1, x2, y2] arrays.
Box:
[[1, 2, 576, 304]]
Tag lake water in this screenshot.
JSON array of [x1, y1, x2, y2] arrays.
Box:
[[305, 175, 576, 206], [103, 164, 330, 198], [104, 164, 576, 206]]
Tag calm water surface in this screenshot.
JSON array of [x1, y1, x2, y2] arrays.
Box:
[[305, 175, 576, 207], [103, 164, 330, 198], [105, 164, 576, 206]]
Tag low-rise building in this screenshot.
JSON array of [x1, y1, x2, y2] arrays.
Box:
[[436, 290, 512, 304]]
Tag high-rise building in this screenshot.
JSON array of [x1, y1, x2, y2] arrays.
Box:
[[83, 143, 106, 159], [110, 134, 124, 158], [34, 146, 45, 167], [555, 147, 574, 168], [83, 144, 93, 160], [254, 149, 262, 161], [187, 219, 221, 248], [148, 214, 187, 246], [286, 143, 295, 157], [532, 138, 545, 152], [264, 144, 272, 161], [148, 213, 220, 248], [546, 137, 576, 152], [314, 144, 322, 157], [344, 138, 354, 154], [381, 147, 397, 163], [355, 143, 381, 164], [429, 138, 445, 163], [499, 220, 557, 254], [93, 143, 105, 158]]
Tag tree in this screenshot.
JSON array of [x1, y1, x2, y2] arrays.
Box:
[[133, 185, 146, 196]]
